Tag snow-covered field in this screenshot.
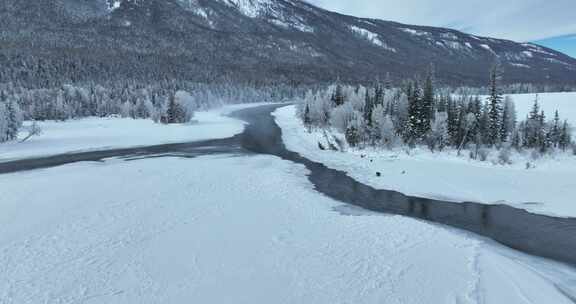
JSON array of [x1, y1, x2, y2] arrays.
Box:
[[1, 154, 574, 303], [0, 103, 266, 162], [274, 99, 576, 218], [508, 92, 576, 126]]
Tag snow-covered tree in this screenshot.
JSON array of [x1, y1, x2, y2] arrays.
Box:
[[163, 93, 187, 124], [559, 120, 572, 151], [330, 102, 356, 133], [345, 112, 365, 148], [486, 63, 503, 146], [501, 96, 516, 142], [0, 102, 8, 142], [174, 90, 196, 122], [426, 112, 449, 152], [4, 99, 23, 141], [294, 70, 572, 164], [331, 83, 345, 107]]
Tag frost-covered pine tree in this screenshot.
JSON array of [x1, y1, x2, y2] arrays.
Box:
[[380, 114, 400, 149], [421, 67, 435, 134], [500, 96, 516, 143], [0, 98, 23, 142], [5, 99, 22, 141], [363, 87, 374, 125], [405, 81, 424, 144], [371, 104, 400, 149], [303, 103, 312, 132], [164, 93, 185, 124], [446, 97, 459, 145], [426, 111, 449, 152], [558, 120, 572, 151], [374, 83, 385, 107], [369, 104, 384, 141], [330, 102, 356, 133], [549, 110, 561, 148], [345, 112, 365, 148], [486, 63, 503, 146], [331, 83, 345, 107], [524, 97, 546, 149], [0, 102, 8, 142]]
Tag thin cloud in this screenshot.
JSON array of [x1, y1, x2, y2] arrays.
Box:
[[306, 0, 576, 42]]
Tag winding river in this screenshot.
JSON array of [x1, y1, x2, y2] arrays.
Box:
[[2, 104, 576, 269]]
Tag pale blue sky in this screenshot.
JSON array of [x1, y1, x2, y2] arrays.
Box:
[[536, 36, 576, 58], [307, 0, 576, 57]]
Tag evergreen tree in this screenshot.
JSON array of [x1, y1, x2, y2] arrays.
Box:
[[303, 103, 312, 132], [559, 120, 572, 151], [421, 70, 435, 135], [478, 102, 490, 145], [539, 110, 548, 152], [446, 98, 459, 145], [5, 99, 22, 141], [164, 93, 186, 124], [331, 83, 345, 106], [510, 126, 523, 150], [500, 96, 516, 143], [405, 81, 422, 144], [384, 72, 393, 90], [486, 63, 503, 146], [364, 87, 375, 125], [550, 110, 561, 148], [374, 83, 385, 107], [0, 103, 8, 142]]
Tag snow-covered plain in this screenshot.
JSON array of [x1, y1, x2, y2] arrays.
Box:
[[274, 99, 576, 218], [0, 103, 266, 162], [1, 154, 574, 303], [506, 92, 576, 126]]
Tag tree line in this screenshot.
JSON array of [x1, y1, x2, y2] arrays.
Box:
[[0, 80, 298, 143], [298, 64, 574, 163]]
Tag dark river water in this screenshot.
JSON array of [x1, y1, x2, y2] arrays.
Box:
[[2, 104, 576, 269]]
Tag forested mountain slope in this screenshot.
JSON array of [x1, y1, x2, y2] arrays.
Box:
[[0, 0, 575, 87]]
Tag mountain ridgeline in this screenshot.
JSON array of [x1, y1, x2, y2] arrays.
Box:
[[0, 0, 575, 87]]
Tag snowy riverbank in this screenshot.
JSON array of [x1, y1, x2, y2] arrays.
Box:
[[274, 104, 576, 218], [1, 154, 574, 303], [0, 103, 266, 162]]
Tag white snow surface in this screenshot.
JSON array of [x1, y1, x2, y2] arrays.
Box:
[[1, 154, 574, 303], [224, 0, 274, 18], [508, 92, 576, 126], [0, 103, 265, 162], [274, 100, 576, 218], [399, 28, 429, 37], [350, 26, 396, 52]]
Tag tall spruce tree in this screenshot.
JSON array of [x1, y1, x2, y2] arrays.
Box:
[[5, 99, 22, 141], [331, 83, 345, 107], [486, 63, 503, 146], [421, 69, 435, 135], [374, 83, 385, 107], [303, 103, 312, 132], [500, 96, 516, 143], [364, 87, 375, 125], [405, 82, 418, 143], [559, 120, 572, 151], [550, 110, 561, 148], [446, 98, 459, 145]]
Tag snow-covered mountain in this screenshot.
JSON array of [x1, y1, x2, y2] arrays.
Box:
[[1, 0, 575, 86]]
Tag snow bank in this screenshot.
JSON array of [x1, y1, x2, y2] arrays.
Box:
[[0, 103, 265, 161], [274, 105, 576, 218], [0, 154, 574, 303]]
